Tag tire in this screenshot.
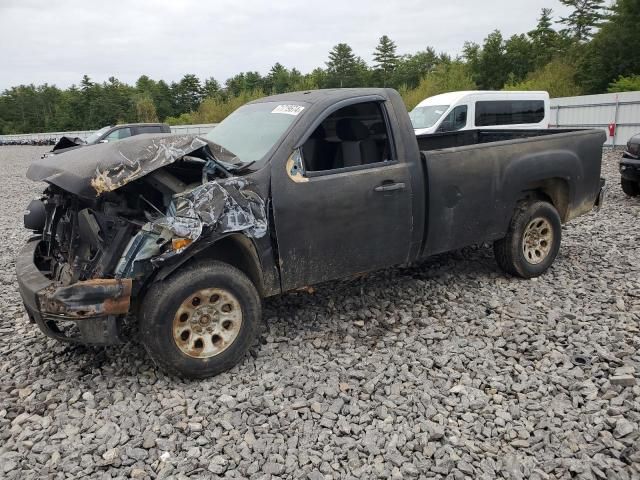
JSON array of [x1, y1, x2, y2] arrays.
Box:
[[493, 200, 562, 279], [621, 179, 640, 197], [139, 261, 261, 379]]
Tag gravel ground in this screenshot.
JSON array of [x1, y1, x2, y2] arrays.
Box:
[[0, 146, 638, 480]]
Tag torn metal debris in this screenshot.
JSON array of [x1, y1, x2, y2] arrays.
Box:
[[115, 177, 267, 277]]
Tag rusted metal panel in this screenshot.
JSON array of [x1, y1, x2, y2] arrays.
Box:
[[38, 278, 133, 318]]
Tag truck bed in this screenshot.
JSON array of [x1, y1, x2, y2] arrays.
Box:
[[416, 128, 584, 152], [416, 128, 606, 258]]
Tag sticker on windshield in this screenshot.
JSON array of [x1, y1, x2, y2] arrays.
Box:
[[272, 104, 305, 116]]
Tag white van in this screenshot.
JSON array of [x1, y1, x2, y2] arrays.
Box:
[[409, 91, 550, 135]]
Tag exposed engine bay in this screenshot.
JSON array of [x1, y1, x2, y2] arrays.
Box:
[[23, 135, 267, 341]]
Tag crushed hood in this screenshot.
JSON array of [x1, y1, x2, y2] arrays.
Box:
[[51, 135, 87, 153], [27, 134, 211, 199]]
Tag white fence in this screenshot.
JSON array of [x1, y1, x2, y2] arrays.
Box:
[[550, 91, 640, 146], [0, 124, 218, 144]]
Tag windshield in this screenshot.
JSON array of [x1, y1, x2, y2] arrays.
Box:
[[205, 101, 305, 165], [409, 105, 450, 129], [85, 126, 111, 144]]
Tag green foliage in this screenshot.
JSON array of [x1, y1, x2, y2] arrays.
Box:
[[578, 0, 640, 93], [504, 34, 535, 83], [372, 35, 399, 86], [168, 90, 267, 125], [608, 75, 640, 92], [528, 8, 567, 68], [171, 74, 203, 114], [559, 0, 607, 41], [392, 48, 440, 89], [399, 62, 476, 111], [325, 43, 368, 87], [135, 96, 159, 122], [504, 60, 582, 98], [469, 30, 510, 90]]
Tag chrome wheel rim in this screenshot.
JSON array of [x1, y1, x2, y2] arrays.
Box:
[[173, 288, 243, 358], [522, 217, 553, 265]]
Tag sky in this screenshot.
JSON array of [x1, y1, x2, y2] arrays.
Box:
[[0, 0, 572, 90]]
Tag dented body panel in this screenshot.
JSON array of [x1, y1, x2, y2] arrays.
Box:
[[16, 88, 606, 346], [28, 134, 210, 198]]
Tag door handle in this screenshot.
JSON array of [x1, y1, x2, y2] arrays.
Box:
[[374, 182, 406, 192]]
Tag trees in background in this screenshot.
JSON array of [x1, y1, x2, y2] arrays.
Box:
[[559, 0, 607, 41], [578, 0, 640, 93], [372, 35, 399, 87], [400, 62, 476, 110], [325, 43, 368, 88], [505, 60, 582, 98], [1, 0, 636, 134], [608, 75, 640, 92]]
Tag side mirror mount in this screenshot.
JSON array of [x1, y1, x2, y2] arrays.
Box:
[[286, 149, 308, 183]]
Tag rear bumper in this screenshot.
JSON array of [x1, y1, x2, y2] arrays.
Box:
[[620, 157, 640, 182], [16, 238, 131, 345]]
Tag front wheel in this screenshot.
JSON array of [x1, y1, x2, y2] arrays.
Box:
[[494, 200, 562, 279], [139, 261, 261, 379], [621, 179, 640, 197]]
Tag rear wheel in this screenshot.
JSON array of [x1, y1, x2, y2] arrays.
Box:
[[494, 200, 562, 278], [621, 179, 640, 197], [140, 261, 261, 378]]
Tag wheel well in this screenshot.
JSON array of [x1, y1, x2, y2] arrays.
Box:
[[525, 178, 570, 222], [190, 235, 264, 296]]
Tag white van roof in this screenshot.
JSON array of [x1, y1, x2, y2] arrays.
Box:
[[416, 90, 549, 108]]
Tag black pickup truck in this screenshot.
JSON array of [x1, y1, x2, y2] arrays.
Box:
[[17, 88, 606, 378]]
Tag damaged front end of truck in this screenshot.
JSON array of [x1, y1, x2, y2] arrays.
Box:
[[17, 134, 267, 345]]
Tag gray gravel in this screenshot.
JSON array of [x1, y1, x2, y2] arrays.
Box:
[[0, 146, 638, 480]]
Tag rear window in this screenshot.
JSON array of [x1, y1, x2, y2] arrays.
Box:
[[475, 100, 545, 127], [137, 126, 164, 134]]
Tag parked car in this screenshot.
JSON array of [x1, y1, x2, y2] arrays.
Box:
[[17, 88, 605, 378], [46, 123, 172, 156], [620, 133, 640, 196], [409, 91, 550, 135]]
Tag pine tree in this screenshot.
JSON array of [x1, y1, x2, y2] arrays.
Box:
[[528, 8, 562, 68], [266, 63, 290, 93], [172, 74, 203, 114], [559, 0, 607, 41], [373, 35, 399, 86], [326, 43, 360, 87], [203, 77, 221, 99]]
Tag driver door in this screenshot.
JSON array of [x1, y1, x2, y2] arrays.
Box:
[[271, 100, 414, 291]]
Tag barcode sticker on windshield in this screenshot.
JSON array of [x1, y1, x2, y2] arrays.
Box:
[[272, 105, 305, 116]]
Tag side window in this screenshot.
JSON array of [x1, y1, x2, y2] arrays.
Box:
[[437, 105, 468, 133], [475, 100, 545, 126], [301, 101, 393, 173], [104, 127, 132, 142], [137, 126, 162, 134]]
